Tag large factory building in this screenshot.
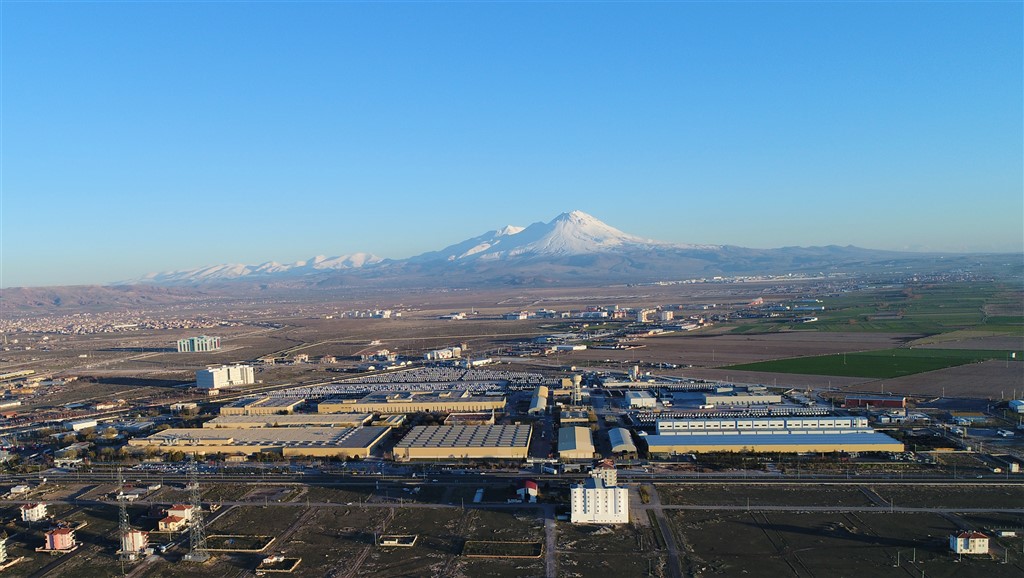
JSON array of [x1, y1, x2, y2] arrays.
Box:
[[220, 396, 305, 416], [128, 426, 390, 458], [642, 416, 904, 454], [393, 425, 532, 461], [203, 413, 373, 429], [318, 390, 506, 414]]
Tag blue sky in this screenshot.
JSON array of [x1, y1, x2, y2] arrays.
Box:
[[2, 1, 1021, 287]]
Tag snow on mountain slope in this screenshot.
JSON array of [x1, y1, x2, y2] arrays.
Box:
[[134, 211, 716, 284], [407, 224, 526, 262], [500, 210, 658, 257], [136, 253, 383, 284], [416, 210, 715, 263]]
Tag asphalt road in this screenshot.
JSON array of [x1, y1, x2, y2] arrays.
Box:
[[9, 468, 1024, 487]]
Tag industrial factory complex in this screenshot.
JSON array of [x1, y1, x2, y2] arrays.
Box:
[[2, 249, 1019, 578], [121, 364, 914, 464]]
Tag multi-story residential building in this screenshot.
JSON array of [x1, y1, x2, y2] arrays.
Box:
[[177, 335, 221, 353], [570, 468, 628, 524]]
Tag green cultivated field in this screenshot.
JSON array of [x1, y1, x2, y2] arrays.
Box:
[[727, 347, 1022, 378], [732, 283, 1024, 335]]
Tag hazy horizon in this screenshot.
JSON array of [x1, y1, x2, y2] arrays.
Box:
[[3, 2, 1021, 287]]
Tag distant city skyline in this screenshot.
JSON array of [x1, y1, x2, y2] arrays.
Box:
[[2, 2, 1021, 287]]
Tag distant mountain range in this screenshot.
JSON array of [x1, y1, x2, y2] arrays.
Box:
[[122, 210, 1004, 288], [136, 253, 383, 284], [5, 211, 1016, 313]]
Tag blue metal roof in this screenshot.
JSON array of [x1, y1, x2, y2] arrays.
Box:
[[644, 431, 902, 448]]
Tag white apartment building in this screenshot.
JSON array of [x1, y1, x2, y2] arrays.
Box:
[[570, 469, 628, 524], [950, 531, 989, 555], [197, 364, 255, 390], [21, 502, 47, 522], [121, 529, 149, 555]]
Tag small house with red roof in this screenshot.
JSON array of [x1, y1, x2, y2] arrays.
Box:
[[158, 515, 188, 532], [516, 480, 539, 503], [950, 531, 989, 555]]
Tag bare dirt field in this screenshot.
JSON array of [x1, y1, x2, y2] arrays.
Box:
[[843, 360, 1024, 398], [557, 518, 663, 578], [656, 484, 876, 507], [656, 483, 1024, 511], [870, 484, 1024, 509], [670, 509, 1020, 578], [916, 334, 1024, 350]]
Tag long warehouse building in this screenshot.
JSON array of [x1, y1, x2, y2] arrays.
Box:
[[128, 426, 390, 458], [318, 390, 506, 414], [220, 396, 305, 416], [393, 425, 532, 461], [641, 416, 904, 454], [203, 414, 373, 429]]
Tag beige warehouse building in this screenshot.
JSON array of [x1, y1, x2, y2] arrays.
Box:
[[558, 426, 596, 460], [128, 426, 389, 458], [318, 390, 505, 414], [220, 396, 305, 416], [203, 413, 373, 428], [393, 425, 532, 461]]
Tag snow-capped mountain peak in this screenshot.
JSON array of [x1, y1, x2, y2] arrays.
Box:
[[522, 210, 654, 255], [408, 210, 678, 263]]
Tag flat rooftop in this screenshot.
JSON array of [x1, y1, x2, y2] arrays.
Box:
[[223, 396, 305, 409], [249, 396, 306, 409], [644, 431, 903, 448], [203, 414, 373, 428], [558, 426, 595, 453], [395, 425, 532, 449], [138, 426, 389, 448], [559, 410, 589, 420], [357, 390, 503, 404]]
